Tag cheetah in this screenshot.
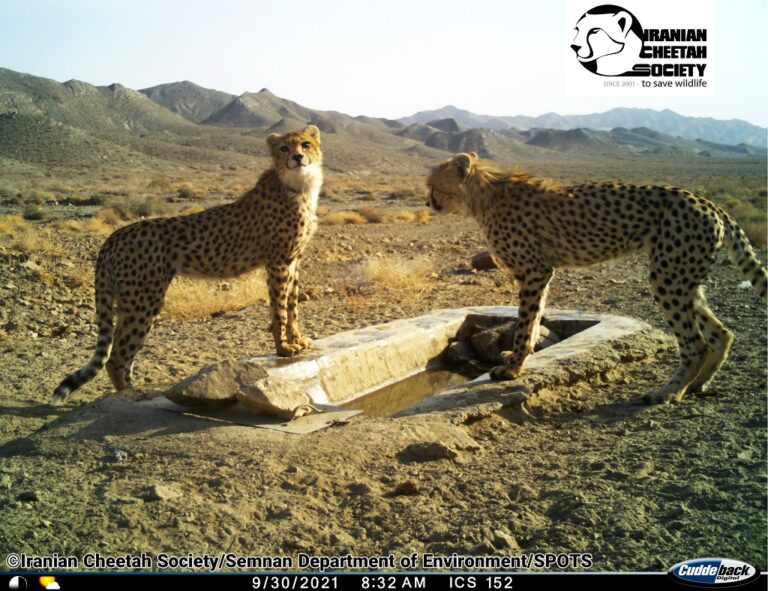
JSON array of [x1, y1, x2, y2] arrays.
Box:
[[51, 125, 323, 405], [427, 152, 767, 404]]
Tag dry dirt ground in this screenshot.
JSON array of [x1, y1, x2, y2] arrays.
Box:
[[0, 214, 766, 573]]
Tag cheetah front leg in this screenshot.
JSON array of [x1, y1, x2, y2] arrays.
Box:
[[491, 267, 554, 380], [286, 258, 311, 352], [268, 263, 303, 357]]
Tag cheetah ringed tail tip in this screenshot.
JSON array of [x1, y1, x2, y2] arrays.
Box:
[[50, 293, 115, 406], [720, 209, 768, 302]]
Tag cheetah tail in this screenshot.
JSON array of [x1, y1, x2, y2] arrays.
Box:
[[50, 286, 115, 406], [720, 209, 768, 302]]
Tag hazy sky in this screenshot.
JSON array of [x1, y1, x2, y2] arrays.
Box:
[[1, 0, 766, 126]]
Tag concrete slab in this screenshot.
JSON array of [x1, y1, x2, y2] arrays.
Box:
[[164, 307, 668, 421]]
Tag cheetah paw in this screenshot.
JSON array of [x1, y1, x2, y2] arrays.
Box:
[[291, 336, 312, 351], [276, 342, 304, 357], [642, 386, 686, 405], [490, 365, 521, 381]]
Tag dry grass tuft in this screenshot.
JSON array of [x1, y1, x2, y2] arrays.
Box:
[[358, 256, 435, 289], [176, 182, 208, 200], [0, 214, 28, 234], [415, 208, 432, 224], [95, 208, 123, 227], [322, 211, 368, 225], [321, 207, 429, 226], [357, 206, 391, 224], [164, 269, 268, 320], [53, 218, 112, 236], [0, 215, 65, 254]]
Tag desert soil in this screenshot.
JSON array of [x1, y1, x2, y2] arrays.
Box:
[[0, 214, 766, 572]]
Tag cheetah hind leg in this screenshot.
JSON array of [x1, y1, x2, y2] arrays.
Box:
[[104, 296, 163, 390], [643, 301, 708, 404], [687, 295, 734, 393]]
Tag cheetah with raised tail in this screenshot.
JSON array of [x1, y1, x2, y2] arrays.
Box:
[[427, 152, 767, 404], [51, 125, 323, 405]]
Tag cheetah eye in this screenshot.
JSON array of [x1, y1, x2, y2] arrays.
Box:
[[280, 146, 289, 153], [301, 141, 311, 149]]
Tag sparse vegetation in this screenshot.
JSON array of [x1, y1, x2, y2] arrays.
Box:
[[322, 211, 367, 225], [163, 269, 268, 320], [321, 207, 431, 225], [103, 194, 171, 220], [22, 205, 49, 221], [357, 256, 435, 289]]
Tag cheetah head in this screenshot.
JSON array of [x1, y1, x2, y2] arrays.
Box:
[[426, 152, 478, 214], [267, 125, 323, 191]]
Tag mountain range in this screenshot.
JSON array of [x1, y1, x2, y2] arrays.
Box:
[[0, 67, 764, 171], [399, 105, 766, 147]]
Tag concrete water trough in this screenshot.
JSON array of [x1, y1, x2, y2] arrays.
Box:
[[165, 306, 669, 421]]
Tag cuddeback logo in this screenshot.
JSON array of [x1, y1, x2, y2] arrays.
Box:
[[571, 3, 707, 80], [669, 558, 761, 587]]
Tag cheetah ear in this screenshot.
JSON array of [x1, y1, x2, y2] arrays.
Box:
[[454, 153, 474, 179], [267, 133, 281, 149], [303, 125, 321, 143], [468, 152, 479, 160]]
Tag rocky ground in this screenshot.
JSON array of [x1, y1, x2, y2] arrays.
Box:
[[0, 214, 766, 573]]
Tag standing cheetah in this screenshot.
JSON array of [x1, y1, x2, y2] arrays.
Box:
[[51, 126, 323, 405], [427, 152, 767, 404]]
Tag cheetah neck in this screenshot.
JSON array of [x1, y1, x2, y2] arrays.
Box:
[[278, 164, 323, 214], [462, 177, 495, 222]]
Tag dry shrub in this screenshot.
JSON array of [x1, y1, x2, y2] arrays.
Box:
[[415, 209, 432, 224], [54, 218, 113, 236], [176, 182, 208, 200], [0, 216, 65, 254], [0, 214, 28, 234], [359, 256, 435, 289], [22, 205, 49, 221], [95, 208, 123, 227], [741, 220, 767, 248], [147, 177, 173, 193], [357, 206, 391, 223], [105, 194, 171, 220], [354, 206, 425, 224], [720, 195, 767, 248], [164, 269, 268, 320], [322, 211, 367, 225]]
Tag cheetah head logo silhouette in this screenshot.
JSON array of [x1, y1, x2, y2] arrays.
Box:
[[571, 4, 645, 76]]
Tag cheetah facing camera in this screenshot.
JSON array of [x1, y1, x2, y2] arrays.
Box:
[[427, 152, 768, 404], [51, 126, 323, 406]]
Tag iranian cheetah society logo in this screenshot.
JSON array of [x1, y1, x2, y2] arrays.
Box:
[[566, 0, 713, 96]]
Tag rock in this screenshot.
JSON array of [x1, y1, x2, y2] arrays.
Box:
[[348, 482, 372, 496], [443, 341, 475, 366], [403, 441, 458, 461], [491, 529, 520, 551], [165, 360, 241, 409], [145, 484, 181, 502], [111, 448, 129, 462], [470, 323, 560, 361], [470, 321, 514, 362], [392, 480, 420, 496], [454, 314, 511, 341], [471, 251, 499, 271], [470, 540, 495, 554]]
